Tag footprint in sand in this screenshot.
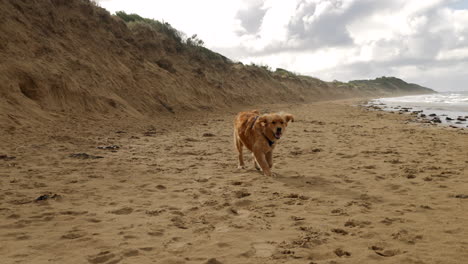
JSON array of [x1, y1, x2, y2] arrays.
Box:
[[147, 228, 165, 237], [109, 207, 133, 215], [87, 251, 120, 264], [61, 232, 87, 240], [122, 249, 139, 257], [331, 228, 348, 235], [391, 229, 423, 244], [234, 190, 251, 198], [369, 245, 403, 257], [334, 248, 351, 257], [252, 242, 276, 257]]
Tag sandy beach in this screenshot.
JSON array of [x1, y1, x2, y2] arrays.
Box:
[[1, 100, 467, 264]]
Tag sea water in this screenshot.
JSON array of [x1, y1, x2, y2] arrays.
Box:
[[371, 92, 468, 128]]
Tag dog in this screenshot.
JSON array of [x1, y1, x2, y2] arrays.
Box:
[[234, 110, 294, 176]]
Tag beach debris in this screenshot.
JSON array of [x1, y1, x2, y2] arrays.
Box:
[[0, 155, 16, 161], [97, 145, 120, 150], [35, 193, 61, 202], [453, 194, 468, 199], [202, 132, 216, 137], [428, 113, 437, 117], [430, 117, 442, 124], [457, 117, 467, 121], [143, 130, 157, 136], [446, 117, 454, 121], [115, 130, 126, 134], [69, 153, 104, 159]]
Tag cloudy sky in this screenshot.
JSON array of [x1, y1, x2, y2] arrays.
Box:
[[97, 0, 468, 92]]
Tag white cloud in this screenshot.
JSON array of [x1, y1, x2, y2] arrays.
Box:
[[98, 0, 468, 91]]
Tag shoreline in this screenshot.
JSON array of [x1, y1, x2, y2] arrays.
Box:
[[363, 100, 468, 130], [364, 92, 468, 129]]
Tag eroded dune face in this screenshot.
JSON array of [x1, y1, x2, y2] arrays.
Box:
[[1, 101, 467, 264], [0, 0, 433, 130]]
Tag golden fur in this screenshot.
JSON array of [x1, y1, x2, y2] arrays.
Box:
[[233, 110, 294, 176]]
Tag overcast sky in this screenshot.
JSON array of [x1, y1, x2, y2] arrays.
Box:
[[97, 0, 468, 92]]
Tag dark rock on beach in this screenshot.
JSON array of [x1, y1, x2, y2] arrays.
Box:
[[35, 193, 62, 202], [97, 145, 120, 150]]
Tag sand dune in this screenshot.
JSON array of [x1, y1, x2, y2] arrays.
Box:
[[0, 0, 433, 130], [1, 100, 467, 264]]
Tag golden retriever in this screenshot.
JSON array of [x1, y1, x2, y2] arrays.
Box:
[[234, 110, 294, 176]]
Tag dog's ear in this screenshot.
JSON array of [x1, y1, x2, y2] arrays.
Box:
[[258, 116, 268, 127], [283, 114, 295, 123]]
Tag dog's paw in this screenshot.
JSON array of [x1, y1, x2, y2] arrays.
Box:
[[265, 172, 278, 177], [237, 165, 246, 169]]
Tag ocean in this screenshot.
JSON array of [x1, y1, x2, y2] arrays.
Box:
[[370, 91, 468, 128]]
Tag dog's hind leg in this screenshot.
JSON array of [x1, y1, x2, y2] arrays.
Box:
[[234, 131, 245, 169]]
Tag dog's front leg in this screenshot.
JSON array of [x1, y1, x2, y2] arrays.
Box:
[[252, 153, 260, 170], [266, 151, 274, 168], [253, 151, 272, 176]]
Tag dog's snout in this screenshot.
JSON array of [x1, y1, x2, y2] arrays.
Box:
[[277, 127, 282, 132]]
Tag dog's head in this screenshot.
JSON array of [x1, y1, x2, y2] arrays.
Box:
[[258, 113, 294, 139]]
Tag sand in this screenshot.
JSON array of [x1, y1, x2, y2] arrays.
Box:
[[1, 100, 467, 264]]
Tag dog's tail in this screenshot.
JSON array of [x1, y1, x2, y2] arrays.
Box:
[[233, 119, 238, 151]]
